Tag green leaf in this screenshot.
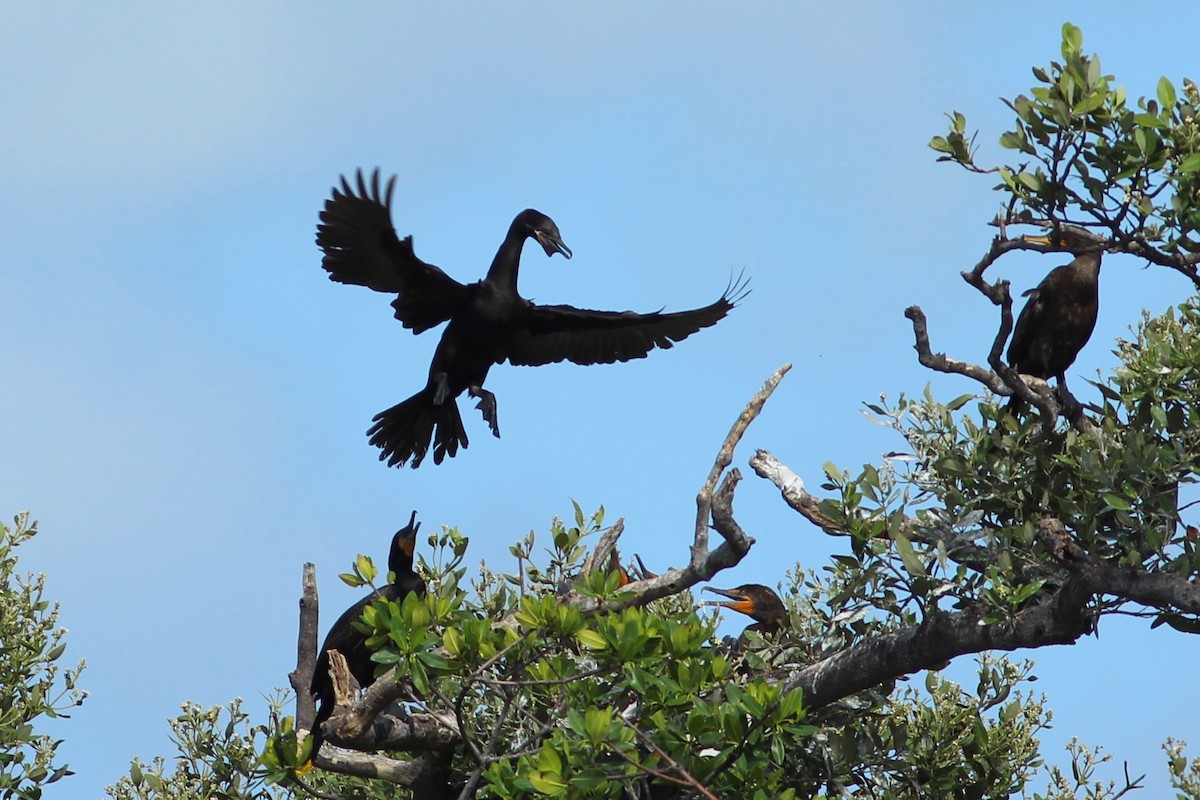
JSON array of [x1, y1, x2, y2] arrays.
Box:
[[892, 531, 927, 578], [945, 393, 975, 412], [1158, 76, 1177, 110], [584, 708, 611, 743], [1179, 153, 1200, 174], [338, 571, 365, 588], [999, 130, 1024, 151], [537, 747, 564, 774], [417, 651, 452, 671], [528, 772, 568, 796], [1061, 22, 1083, 57], [355, 554, 378, 585], [1086, 54, 1102, 89], [1102, 493, 1132, 511]]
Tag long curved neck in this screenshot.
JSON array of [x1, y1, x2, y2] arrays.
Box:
[[484, 219, 529, 291]]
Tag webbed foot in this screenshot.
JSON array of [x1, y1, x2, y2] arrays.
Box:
[[469, 386, 500, 438]]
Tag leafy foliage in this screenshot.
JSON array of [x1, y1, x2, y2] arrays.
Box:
[[0, 513, 85, 800], [106, 699, 282, 800], [250, 505, 1146, 799], [931, 22, 1200, 261]]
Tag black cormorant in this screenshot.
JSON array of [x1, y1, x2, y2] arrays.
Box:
[[1007, 232, 1103, 407], [309, 511, 426, 762], [317, 169, 747, 467], [703, 584, 787, 637]]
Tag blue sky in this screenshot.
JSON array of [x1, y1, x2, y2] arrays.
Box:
[[2, 3, 1198, 796]]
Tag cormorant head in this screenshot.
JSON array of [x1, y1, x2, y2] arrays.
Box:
[[387, 510, 420, 580], [1023, 228, 1103, 277], [517, 209, 572, 259], [703, 584, 787, 628], [1023, 226, 1106, 257]]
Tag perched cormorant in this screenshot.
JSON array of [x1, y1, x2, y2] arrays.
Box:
[[1007, 232, 1103, 408], [703, 584, 788, 637], [309, 511, 426, 762], [317, 169, 747, 467]]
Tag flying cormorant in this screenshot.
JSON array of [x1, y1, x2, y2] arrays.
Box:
[[1007, 232, 1103, 409], [309, 511, 426, 762], [317, 169, 747, 467]]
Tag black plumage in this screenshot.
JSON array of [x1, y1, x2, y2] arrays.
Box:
[[703, 584, 788, 637], [309, 511, 426, 762], [1007, 234, 1103, 403], [316, 169, 747, 467]]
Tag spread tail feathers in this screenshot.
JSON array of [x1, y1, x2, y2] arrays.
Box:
[[367, 389, 468, 468]]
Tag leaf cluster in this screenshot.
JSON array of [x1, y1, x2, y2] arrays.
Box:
[[0, 513, 85, 800], [932, 22, 1200, 261], [107, 699, 281, 800]]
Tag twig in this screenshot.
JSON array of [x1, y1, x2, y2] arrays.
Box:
[[291, 773, 341, 800], [620, 719, 722, 800]]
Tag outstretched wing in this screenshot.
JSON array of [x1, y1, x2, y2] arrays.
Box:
[[505, 274, 749, 367], [316, 169, 466, 333]]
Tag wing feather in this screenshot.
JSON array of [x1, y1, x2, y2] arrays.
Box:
[[506, 274, 748, 367], [316, 169, 466, 333]]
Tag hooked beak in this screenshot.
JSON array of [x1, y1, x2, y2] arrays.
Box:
[[536, 231, 572, 259], [701, 586, 753, 615]]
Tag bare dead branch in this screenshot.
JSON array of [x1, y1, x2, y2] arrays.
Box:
[[327, 651, 354, 707], [289, 563, 318, 732], [314, 748, 439, 786], [694, 362, 792, 557], [562, 364, 791, 615], [960, 234, 1038, 299], [904, 306, 1012, 395], [749, 449, 846, 535], [581, 519, 626, 577], [322, 704, 460, 754]]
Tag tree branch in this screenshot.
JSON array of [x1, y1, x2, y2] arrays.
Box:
[[289, 562, 318, 732], [563, 363, 791, 614], [784, 578, 1093, 711], [749, 449, 997, 574], [314, 748, 443, 786], [322, 705, 460, 754], [904, 306, 1013, 395]]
